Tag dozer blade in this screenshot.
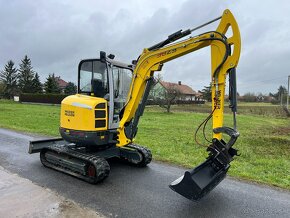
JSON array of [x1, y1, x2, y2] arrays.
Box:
[[169, 158, 229, 201], [170, 129, 239, 201]]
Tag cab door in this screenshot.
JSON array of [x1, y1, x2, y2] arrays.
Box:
[[107, 64, 132, 129]]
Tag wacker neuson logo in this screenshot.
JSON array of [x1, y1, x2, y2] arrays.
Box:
[[65, 110, 75, 117]]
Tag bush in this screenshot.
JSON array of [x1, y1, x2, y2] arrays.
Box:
[[270, 99, 280, 105], [241, 92, 257, 102], [20, 93, 69, 104]]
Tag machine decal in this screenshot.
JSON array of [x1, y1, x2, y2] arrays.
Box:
[[65, 110, 75, 117], [156, 48, 177, 58]]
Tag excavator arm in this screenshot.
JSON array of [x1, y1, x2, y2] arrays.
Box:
[[116, 9, 241, 201], [117, 9, 241, 146]]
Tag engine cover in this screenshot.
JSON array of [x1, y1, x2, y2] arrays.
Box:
[[60, 94, 108, 132]]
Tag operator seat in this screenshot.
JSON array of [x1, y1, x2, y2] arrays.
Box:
[[92, 79, 106, 98]]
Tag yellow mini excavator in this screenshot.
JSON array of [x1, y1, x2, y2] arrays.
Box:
[[29, 9, 241, 201]]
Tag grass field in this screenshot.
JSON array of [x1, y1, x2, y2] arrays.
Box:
[[152, 102, 287, 117], [0, 99, 289, 189]]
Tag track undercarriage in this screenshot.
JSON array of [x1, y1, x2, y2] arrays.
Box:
[[29, 138, 152, 183]]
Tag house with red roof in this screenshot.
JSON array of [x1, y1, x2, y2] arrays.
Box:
[[150, 80, 202, 102], [55, 76, 68, 93]]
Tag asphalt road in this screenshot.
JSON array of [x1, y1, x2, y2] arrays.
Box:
[[0, 128, 289, 218]]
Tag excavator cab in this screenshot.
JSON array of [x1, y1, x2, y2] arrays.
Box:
[[78, 56, 133, 129]]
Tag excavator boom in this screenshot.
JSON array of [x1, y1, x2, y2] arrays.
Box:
[[117, 9, 241, 201], [117, 9, 240, 146]]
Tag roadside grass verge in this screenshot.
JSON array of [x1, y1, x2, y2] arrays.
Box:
[[0, 100, 289, 189]]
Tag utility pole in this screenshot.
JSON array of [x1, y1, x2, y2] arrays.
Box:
[[287, 75, 290, 109]]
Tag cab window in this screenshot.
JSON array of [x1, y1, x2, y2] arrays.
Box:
[[79, 60, 109, 98]]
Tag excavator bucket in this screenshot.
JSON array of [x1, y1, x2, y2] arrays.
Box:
[[169, 157, 229, 201], [170, 130, 239, 201]]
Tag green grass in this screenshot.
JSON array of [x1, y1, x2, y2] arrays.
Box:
[[137, 110, 290, 189], [0, 100, 60, 136], [0, 100, 290, 189], [152, 102, 286, 117]]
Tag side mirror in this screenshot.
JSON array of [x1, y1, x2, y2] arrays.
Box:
[[108, 54, 115, 59]]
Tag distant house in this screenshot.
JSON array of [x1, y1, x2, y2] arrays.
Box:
[[55, 76, 68, 93], [150, 80, 202, 102]]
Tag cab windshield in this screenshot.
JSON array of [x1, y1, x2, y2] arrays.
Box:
[[79, 60, 109, 98], [78, 59, 132, 104]]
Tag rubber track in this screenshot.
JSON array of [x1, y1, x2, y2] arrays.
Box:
[[126, 144, 152, 167], [40, 144, 110, 184]]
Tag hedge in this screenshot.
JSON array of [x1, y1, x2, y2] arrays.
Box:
[[19, 94, 205, 105], [146, 99, 205, 105], [20, 93, 69, 104]]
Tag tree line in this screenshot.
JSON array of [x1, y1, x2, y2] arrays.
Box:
[[199, 84, 288, 104], [0, 55, 77, 99]]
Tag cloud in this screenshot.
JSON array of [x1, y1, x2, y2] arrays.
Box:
[[0, 0, 290, 94]]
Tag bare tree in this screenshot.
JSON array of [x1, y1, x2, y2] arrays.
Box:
[[148, 73, 162, 100], [152, 82, 180, 113], [149, 74, 181, 112], [160, 83, 181, 112]]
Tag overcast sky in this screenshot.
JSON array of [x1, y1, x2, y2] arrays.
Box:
[[1, 0, 290, 94]]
